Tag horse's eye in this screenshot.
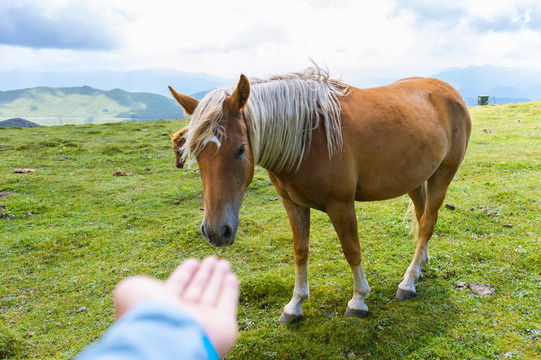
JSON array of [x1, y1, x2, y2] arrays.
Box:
[[237, 144, 246, 158]]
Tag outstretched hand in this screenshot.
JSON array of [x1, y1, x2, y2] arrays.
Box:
[[113, 256, 240, 358]]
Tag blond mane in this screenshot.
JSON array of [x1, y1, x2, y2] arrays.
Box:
[[182, 66, 348, 173]]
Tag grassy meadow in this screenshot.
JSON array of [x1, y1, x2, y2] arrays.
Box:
[[0, 101, 540, 359]]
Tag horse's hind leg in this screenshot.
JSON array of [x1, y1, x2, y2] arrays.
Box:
[[408, 183, 429, 276], [397, 165, 459, 300]]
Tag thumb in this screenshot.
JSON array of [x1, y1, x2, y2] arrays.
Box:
[[113, 276, 169, 319]]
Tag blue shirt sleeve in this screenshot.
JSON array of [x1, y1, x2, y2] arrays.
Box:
[[75, 300, 220, 360]]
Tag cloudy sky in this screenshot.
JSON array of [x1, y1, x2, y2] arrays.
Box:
[[1, 0, 540, 81]]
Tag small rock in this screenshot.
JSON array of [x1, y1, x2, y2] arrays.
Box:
[[503, 224, 513, 228], [454, 281, 469, 290], [174, 200, 181, 205], [13, 168, 35, 173], [445, 203, 456, 210], [140, 129, 149, 132], [25, 211, 35, 216], [269, 197, 279, 201], [469, 282, 495, 296], [23, 332, 35, 338], [502, 352, 515, 358], [483, 128, 495, 134], [76, 307, 87, 313]]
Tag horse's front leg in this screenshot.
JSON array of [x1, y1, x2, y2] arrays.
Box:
[[326, 201, 370, 318], [279, 197, 310, 324]]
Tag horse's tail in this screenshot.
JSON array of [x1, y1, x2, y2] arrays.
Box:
[[405, 200, 419, 239]]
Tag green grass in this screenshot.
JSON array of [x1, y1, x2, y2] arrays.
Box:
[[1, 102, 540, 359]]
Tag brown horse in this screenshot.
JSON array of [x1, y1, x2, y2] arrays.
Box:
[[169, 67, 471, 323]]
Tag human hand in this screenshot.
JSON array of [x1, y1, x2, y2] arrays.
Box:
[[113, 256, 240, 358]]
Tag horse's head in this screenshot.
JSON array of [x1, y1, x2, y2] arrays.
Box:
[[169, 76, 254, 247], [170, 126, 188, 169]]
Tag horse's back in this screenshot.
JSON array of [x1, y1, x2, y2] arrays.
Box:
[[343, 77, 470, 155], [336, 78, 471, 200]]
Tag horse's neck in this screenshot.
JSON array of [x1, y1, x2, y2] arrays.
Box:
[[244, 107, 303, 175], [243, 79, 344, 174]]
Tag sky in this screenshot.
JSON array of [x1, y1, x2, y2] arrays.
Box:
[[1, 0, 541, 82]]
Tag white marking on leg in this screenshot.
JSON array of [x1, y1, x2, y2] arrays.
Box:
[[202, 134, 221, 148], [348, 263, 370, 312], [398, 244, 428, 294], [283, 262, 309, 316], [419, 243, 430, 276], [398, 265, 418, 294]]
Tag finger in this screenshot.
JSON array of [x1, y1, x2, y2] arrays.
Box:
[[216, 273, 240, 315], [165, 258, 200, 296], [113, 276, 164, 319], [199, 259, 232, 306], [182, 256, 219, 302]]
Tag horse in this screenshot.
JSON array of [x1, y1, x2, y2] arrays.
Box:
[[168, 67, 471, 323], [170, 126, 188, 169]]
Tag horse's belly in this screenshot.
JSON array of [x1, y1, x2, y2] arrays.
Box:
[[354, 173, 430, 201], [353, 144, 445, 201]]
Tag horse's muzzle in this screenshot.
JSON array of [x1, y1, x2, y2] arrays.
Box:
[[201, 222, 236, 247]]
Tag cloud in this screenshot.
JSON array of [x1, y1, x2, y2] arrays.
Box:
[[0, 0, 128, 50], [393, 0, 541, 33]]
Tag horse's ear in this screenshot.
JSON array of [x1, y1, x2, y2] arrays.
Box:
[[229, 74, 250, 111], [168, 86, 199, 116]]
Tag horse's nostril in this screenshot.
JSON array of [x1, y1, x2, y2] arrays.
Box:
[[222, 225, 233, 244], [201, 223, 208, 238]]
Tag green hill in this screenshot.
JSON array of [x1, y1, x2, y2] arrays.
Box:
[[0, 86, 185, 125]]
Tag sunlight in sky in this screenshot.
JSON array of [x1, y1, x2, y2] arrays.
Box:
[[0, 0, 540, 80]]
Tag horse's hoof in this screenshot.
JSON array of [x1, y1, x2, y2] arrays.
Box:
[[279, 312, 303, 324], [344, 307, 368, 318], [396, 288, 416, 300]]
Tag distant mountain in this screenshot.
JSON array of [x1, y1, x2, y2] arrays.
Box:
[[0, 86, 185, 125], [0, 68, 232, 98], [2, 65, 540, 112], [430, 65, 541, 106]]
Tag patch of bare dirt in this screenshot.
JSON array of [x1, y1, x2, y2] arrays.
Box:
[[113, 170, 133, 176], [0, 191, 17, 200]]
